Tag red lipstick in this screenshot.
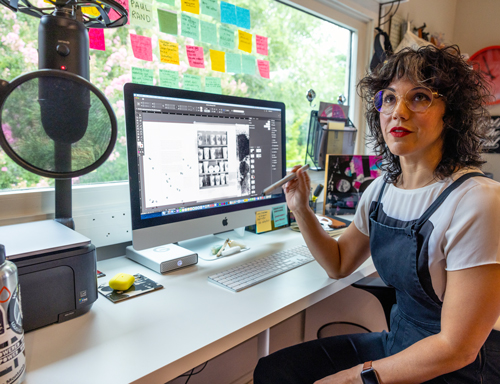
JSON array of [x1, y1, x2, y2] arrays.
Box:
[[390, 127, 411, 137]]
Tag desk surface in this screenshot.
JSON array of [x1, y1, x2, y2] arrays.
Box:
[[23, 226, 375, 384]]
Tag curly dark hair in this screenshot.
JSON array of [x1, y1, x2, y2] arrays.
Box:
[[357, 45, 490, 183]]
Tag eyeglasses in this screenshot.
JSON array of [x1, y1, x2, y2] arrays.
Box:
[[373, 86, 443, 115]]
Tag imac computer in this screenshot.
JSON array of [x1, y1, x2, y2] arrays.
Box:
[[123, 83, 286, 269]]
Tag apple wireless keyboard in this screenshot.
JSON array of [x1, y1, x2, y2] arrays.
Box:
[[208, 245, 315, 292]]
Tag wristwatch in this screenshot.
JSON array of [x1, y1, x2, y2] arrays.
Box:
[[361, 361, 380, 384]]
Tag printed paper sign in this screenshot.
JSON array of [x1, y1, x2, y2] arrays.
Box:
[[236, 6, 250, 29], [186, 45, 205, 68], [205, 77, 222, 94], [241, 54, 256, 75], [226, 52, 241, 73], [219, 25, 234, 49], [210, 49, 225, 72], [181, 0, 199, 14], [201, 0, 218, 19], [181, 13, 200, 40], [256, 35, 268, 56], [159, 69, 179, 88], [130, 33, 153, 61], [132, 67, 154, 85], [109, 0, 129, 24], [89, 28, 105, 51], [220, 1, 236, 25], [272, 204, 288, 228], [238, 30, 252, 53], [159, 40, 180, 64], [256, 210, 272, 233], [257, 59, 270, 79], [129, 0, 154, 28], [183, 74, 202, 91], [200, 20, 218, 45], [157, 9, 178, 35]]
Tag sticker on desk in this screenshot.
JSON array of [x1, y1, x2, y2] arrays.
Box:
[[272, 204, 288, 228], [97, 270, 106, 278], [256, 209, 272, 233], [98, 273, 163, 303]]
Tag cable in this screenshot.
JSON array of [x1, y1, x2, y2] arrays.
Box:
[[169, 361, 208, 384], [316, 321, 372, 339]]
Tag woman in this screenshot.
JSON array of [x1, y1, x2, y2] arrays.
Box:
[[254, 45, 500, 384]]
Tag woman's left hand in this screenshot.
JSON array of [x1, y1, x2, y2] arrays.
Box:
[[314, 365, 363, 384]]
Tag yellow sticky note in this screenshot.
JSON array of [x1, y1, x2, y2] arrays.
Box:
[[210, 49, 226, 72], [256, 210, 272, 233], [238, 30, 252, 53], [159, 40, 180, 65], [181, 0, 200, 14], [82, 2, 102, 16]]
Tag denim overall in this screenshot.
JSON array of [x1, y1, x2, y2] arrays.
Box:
[[369, 172, 500, 383]]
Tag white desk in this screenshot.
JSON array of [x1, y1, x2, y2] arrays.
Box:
[[23, 227, 375, 384]]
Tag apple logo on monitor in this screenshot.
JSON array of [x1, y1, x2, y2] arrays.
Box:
[[222, 217, 228, 226]]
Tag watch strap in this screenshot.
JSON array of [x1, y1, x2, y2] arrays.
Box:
[[363, 361, 373, 371], [361, 361, 380, 384]]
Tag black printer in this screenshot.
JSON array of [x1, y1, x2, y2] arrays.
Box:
[[1, 220, 98, 332]]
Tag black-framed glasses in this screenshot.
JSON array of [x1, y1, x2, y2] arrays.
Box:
[[373, 86, 443, 115]]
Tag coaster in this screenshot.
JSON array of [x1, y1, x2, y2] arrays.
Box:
[[98, 273, 163, 303]]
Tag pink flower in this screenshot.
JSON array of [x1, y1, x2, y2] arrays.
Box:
[[1, 167, 7, 172]]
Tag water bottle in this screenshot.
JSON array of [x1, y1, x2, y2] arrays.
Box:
[[0, 245, 25, 384]]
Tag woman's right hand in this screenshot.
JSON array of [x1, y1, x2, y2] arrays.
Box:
[[283, 165, 311, 216]]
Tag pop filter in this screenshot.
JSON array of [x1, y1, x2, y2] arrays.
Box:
[[0, 69, 117, 179]]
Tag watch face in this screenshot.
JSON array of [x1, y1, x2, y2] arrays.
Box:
[[469, 46, 500, 105]]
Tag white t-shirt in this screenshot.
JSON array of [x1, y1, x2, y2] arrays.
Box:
[[354, 169, 500, 301]]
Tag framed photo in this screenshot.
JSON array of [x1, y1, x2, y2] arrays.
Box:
[[481, 115, 500, 153], [323, 155, 382, 216]]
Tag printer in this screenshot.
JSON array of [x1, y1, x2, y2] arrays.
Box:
[[0, 220, 98, 332]]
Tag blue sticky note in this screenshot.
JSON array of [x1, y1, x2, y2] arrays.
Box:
[[272, 204, 288, 228], [236, 6, 250, 29], [220, 1, 237, 25]]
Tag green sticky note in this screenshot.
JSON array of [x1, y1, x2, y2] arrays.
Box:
[[157, 0, 174, 5], [181, 13, 200, 40], [201, 0, 218, 19], [226, 52, 241, 73], [219, 25, 234, 50], [241, 54, 255, 75], [183, 73, 202, 91], [159, 69, 179, 88], [205, 77, 222, 94], [272, 204, 288, 228], [158, 9, 178, 35], [132, 67, 154, 85], [200, 20, 218, 45], [129, 0, 154, 28]]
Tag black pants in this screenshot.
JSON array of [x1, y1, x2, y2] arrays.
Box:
[[253, 332, 387, 384]]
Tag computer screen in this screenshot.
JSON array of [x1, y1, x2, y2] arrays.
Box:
[[123, 83, 287, 251]]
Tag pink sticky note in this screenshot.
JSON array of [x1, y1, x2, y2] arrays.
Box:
[[256, 35, 268, 56], [109, 0, 129, 24], [89, 28, 105, 51], [186, 45, 205, 68], [257, 59, 270, 79], [130, 33, 153, 61]]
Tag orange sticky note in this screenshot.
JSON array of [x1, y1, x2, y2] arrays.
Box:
[[210, 49, 225, 72], [256, 210, 272, 233], [159, 40, 180, 65], [181, 0, 199, 14], [238, 30, 252, 53]]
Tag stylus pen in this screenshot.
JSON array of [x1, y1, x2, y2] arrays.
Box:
[[262, 164, 310, 196]]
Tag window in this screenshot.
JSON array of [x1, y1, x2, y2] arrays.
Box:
[[0, 0, 351, 191]]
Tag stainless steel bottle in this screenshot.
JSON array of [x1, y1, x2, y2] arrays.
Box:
[[0, 245, 25, 384]]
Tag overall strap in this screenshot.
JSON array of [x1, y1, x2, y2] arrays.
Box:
[[411, 172, 487, 233], [373, 180, 388, 214]]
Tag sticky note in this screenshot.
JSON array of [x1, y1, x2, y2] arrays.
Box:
[[186, 45, 205, 68], [157, 0, 174, 5], [256, 35, 268, 56], [205, 77, 222, 94], [226, 53, 241, 73], [130, 33, 153, 61], [256, 210, 272, 233], [236, 6, 250, 29], [158, 9, 178, 35], [183, 74, 202, 91], [200, 20, 218, 45], [159, 69, 179, 88], [219, 26, 234, 50], [272, 204, 288, 228], [181, 13, 200, 40], [129, 0, 154, 28], [220, 1, 236, 25], [132, 67, 154, 85], [181, 0, 199, 14], [241, 54, 255, 75], [89, 28, 105, 51], [210, 49, 225, 72], [159, 40, 180, 64], [109, 0, 129, 23], [201, 0, 218, 19], [82, 5, 101, 17], [257, 59, 270, 79], [238, 30, 252, 53]]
